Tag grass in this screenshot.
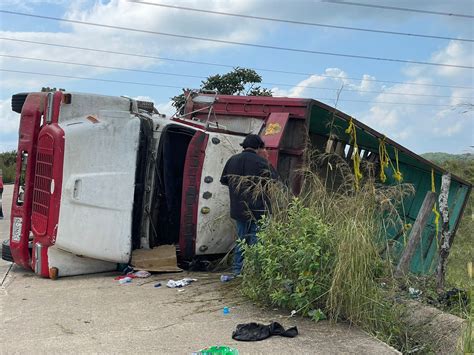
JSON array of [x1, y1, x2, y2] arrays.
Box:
[[446, 211, 473, 289]]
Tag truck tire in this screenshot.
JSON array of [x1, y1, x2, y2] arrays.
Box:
[[11, 92, 29, 114], [2, 239, 13, 262]]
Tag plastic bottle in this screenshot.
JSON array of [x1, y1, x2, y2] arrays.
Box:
[[118, 276, 132, 284]]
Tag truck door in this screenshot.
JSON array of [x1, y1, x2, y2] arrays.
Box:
[[179, 131, 208, 259]]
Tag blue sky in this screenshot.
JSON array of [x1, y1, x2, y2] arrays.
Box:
[[0, 0, 473, 154]]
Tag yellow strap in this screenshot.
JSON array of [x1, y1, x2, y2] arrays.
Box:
[[431, 169, 440, 247], [345, 118, 362, 190], [378, 137, 389, 183], [391, 148, 403, 182], [378, 138, 403, 183], [379, 139, 407, 245]]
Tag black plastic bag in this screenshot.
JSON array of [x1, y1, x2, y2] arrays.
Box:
[[232, 322, 298, 341]]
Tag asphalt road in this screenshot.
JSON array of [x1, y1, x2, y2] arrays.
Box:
[[0, 184, 398, 354]]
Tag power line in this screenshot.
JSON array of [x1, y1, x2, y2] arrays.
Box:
[[0, 10, 472, 70], [128, 1, 473, 43], [0, 68, 458, 107], [2, 37, 472, 91], [3, 54, 472, 100], [0, 68, 184, 89], [0, 54, 205, 79], [322, 0, 474, 19]]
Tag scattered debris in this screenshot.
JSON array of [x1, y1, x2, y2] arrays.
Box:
[[223, 307, 230, 315], [289, 310, 297, 317], [220, 275, 234, 282], [232, 322, 298, 341], [406, 345, 426, 354], [115, 274, 136, 281], [192, 345, 239, 355], [153, 282, 162, 288], [438, 288, 468, 307], [166, 278, 197, 288], [133, 270, 151, 278], [409, 287, 422, 298], [118, 277, 133, 284], [114, 270, 150, 284]]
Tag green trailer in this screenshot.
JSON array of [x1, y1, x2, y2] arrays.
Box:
[[308, 102, 471, 274]]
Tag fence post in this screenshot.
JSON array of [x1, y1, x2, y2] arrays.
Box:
[[436, 174, 451, 291]]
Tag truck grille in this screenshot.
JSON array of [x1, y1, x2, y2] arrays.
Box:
[[32, 151, 53, 218]]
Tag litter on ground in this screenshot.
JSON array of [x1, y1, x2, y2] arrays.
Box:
[[133, 270, 151, 278], [118, 277, 133, 285], [220, 275, 234, 282], [192, 345, 239, 355], [408, 287, 422, 298], [232, 322, 298, 341], [166, 278, 197, 288]]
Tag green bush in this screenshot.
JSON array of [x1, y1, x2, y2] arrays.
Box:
[[242, 198, 334, 317]]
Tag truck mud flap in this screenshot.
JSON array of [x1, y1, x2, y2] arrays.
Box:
[[179, 131, 208, 260]]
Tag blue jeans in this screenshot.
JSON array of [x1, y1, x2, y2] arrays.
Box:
[[233, 220, 258, 275]]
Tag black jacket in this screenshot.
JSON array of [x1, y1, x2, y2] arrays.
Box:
[[220, 149, 277, 222]]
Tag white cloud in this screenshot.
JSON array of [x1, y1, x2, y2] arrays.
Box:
[[0, 0, 277, 94], [430, 41, 474, 79], [433, 120, 463, 137], [155, 100, 176, 117], [0, 0, 67, 12], [271, 67, 382, 101], [363, 105, 402, 131], [358, 40, 473, 151], [272, 68, 350, 100], [355, 74, 377, 92], [0, 97, 20, 152]]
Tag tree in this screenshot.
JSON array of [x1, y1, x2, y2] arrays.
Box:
[[0, 150, 17, 183], [171, 67, 272, 111]]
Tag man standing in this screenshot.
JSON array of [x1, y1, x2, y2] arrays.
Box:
[[220, 134, 277, 275]]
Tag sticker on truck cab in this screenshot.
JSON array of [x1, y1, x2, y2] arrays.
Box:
[[12, 217, 22, 242]]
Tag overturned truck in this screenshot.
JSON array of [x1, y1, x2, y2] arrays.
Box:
[[2, 91, 471, 278]]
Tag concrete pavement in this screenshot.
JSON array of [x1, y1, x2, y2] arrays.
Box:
[[0, 184, 399, 354]]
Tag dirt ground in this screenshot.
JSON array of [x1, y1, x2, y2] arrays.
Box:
[[0, 184, 398, 354]]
